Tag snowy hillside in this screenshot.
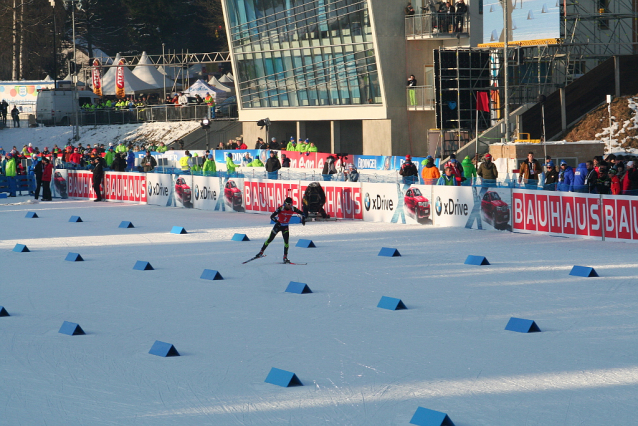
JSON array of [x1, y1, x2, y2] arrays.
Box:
[[1, 198, 637, 425], [0, 121, 199, 151]]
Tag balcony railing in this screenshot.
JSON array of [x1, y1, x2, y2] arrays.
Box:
[[407, 85, 435, 110], [405, 13, 470, 39]]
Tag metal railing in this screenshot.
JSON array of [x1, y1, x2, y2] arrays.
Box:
[[405, 13, 470, 38], [407, 86, 435, 110], [39, 105, 237, 127]]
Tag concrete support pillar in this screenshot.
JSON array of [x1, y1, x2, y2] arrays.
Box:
[[560, 87, 567, 132], [331, 121, 341, 154], [296, 121, 306, 142]]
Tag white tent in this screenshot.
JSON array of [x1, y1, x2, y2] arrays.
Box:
[[226, 73, 234, 81], [132, 51, 177, 89], [159, 65, 197, 80], [209, 75, 233, 93], [63, 73, 86, 86], [100, 53, 158, 96], [43, 75, 53, 82], [185, 79, 228, 101], [218, 74, 234, 84]]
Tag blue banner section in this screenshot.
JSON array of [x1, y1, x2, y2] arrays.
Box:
[[215, 150, 269, 165], [353, 155, 426, 171]]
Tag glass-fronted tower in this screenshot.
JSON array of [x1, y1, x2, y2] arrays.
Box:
[[225, 0, 382, 108]]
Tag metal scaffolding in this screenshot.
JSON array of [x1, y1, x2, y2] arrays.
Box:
[[482, 0, 637, 120]]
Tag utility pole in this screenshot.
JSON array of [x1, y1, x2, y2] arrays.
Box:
[[502, 0, 510, 143], [50, 0, 57, 86], [64, 0, 80, 140]]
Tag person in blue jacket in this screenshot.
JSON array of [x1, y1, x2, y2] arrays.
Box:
[[573, 162, 588, 192], [126, 149, 136, 172], [557, 161, 574, 192]]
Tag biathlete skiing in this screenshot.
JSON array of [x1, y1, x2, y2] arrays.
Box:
[[247, 197, 306, 264]]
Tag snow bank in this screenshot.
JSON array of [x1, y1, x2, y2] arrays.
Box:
[[0, 121, 200, 151]]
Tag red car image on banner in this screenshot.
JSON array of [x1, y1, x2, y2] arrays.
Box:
[[67, 171, 147, 203]]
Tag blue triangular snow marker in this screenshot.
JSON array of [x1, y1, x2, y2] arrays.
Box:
[[65, 252, 84, 262], [232, 233, 250, 241], [569, 265, 598, 277], [410, 407, 455, 426], [378, 247, 401, 257], [25, 212, 38, 218], [200, 269, 224, 280], [133, 261, 154, 271], [69, 216, 83, 222], [286, 282, 312, 294], [0, 306, 9, 317], [149, 340, 180, 357], [265, 367, 303, 387], [505, 317, 541, 333], [13, 244, 30, 253], [171, 226, 187, 234], [296, 239, 316, 248], [465, 255, 490, 265], [119, 221, 135, 228], [59, 321, 85, 336], [377, 296, 407, 310]]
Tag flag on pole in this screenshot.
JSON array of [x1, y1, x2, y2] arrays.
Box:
[[476, 91, 490, 112], [115, 59, 126, 99], [92, 60, 102, 97]]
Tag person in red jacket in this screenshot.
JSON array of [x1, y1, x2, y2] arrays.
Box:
[[609, 168, 621, 195], [41, 157, 54, 201], [69, 148, 82, 165]]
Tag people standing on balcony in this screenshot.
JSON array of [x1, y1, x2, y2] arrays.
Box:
[[454, 0, 467, 32], [407, 75, 417, 106], [405, 2, 416, 15], [445, 1, 455, 33]]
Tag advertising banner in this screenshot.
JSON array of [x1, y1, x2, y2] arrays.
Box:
[[474, 186, 512, 231], [354, 156, 393, 171], [173, 174, 193, 208], [92, 59, 102, 97], [483, 0, 559, 44], [361, 182, 403, 223], [403, 184, 434, 225], [284, 152, 318, 169], [599, 195, 638, 243], [431, 186, 474, 227], [67, 171, 94, 199], [192, 175, 245, 212], [512, 190, 602, 240], [216, 150, 268, 166], [102, 173, 147, 203], [51, 169, 69, 199], [431, 185, 511, 230], [115, 59, 126, 99], [244, 179, 301, 214], [1, 81, 54, 112], [147, 173, 175, 207], [299, 181, 363, 220]]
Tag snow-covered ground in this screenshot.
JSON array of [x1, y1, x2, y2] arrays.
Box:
[[0, 121, 199, 152], [1, 197, 637, 426]]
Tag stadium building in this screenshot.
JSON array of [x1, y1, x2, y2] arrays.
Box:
[[220, 0, 637, 157]]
